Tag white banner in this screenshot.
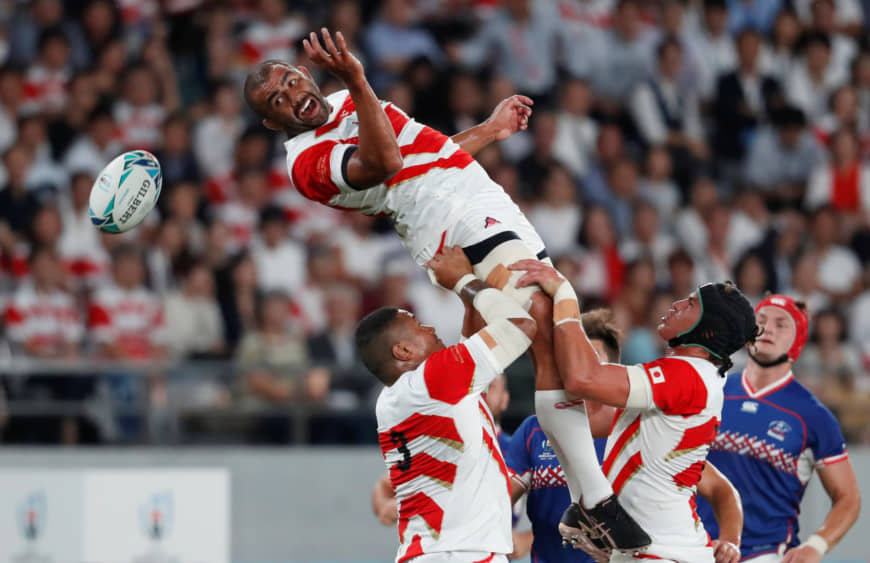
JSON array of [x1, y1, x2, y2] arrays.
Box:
[[0, 469, 229, 563]]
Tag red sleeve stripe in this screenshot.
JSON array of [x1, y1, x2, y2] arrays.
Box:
[[389, 452, 458, 490], [378, 413, 465, 453], [397, 492, 444, 542], [384, 104, 411, 136], [601, 414, 641, 477], [666, 417, 719, 461], [385, 151, 474, 188], [478, 399, 496, 434], [423, 344, 477, 405], [821, 452, 849, 465], [482, 428, 512, 495], [290, 141, 342, 203], [612, 451, 643, 495]]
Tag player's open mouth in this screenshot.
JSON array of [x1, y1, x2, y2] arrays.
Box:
[[297, 96, 318, 120]]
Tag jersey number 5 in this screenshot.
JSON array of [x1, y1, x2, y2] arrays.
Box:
[[390, 430, 412, 471], [649, 366, 666, 384]]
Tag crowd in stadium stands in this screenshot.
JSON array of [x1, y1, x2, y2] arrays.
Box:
[[0, 0, 870, 445]]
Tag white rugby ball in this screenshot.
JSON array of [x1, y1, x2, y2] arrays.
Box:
[[89, 150, 162, 234]]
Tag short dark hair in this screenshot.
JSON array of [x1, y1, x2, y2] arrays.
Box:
[[244, 60, 286, 117], [355, 307, 402, 384], [581, 309, 621, 362]]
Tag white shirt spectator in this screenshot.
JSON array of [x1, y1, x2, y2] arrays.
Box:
[[786, 60, 848, 122], [62, 135, 125, 176], [527, 202, 582, 257], [240, 16, 305, 64], [193, 115, 245, 179], [58, 204, 110, 288], [793, 0, 863, 25], [816, 245, 862, 294], [113, 101, 166, 151], [407, 280, 466, 346], [630, 77, 705, 145], [164, 291, 224, 358], [251, 236, 307, 296], [331, 227, 396, 287], [552, 113, 598, 178], [686, 26, 737, 100], [216, 201, 258, 253], [848, 289, 870, 350]]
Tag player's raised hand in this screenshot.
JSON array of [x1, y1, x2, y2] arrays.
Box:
[[302, 28, 364, 84], [781, 545, 823, 563], [426, 246, 473, 291], [711, 540, 741, 563], [486, 95, 534, 141], [509, 259, 566, 296]]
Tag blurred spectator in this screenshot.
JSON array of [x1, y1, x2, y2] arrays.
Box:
[[588, 0, 652, 105], [638, 146, 681, 225], [449, 0, 559, 100], [216, 251, 258, 352], [516, 110, 558, 194], [675, 175, 718, 257], [785, 31, 848, 122], [726, 0, 783, 33], [601, 157, 644, 237], [79, 0, 120, 64], [814, 85, 868, 147], [807, 205, 862, 300], [7, 0, 88, 70], [805, 129, 870, 225], [252, 205, 306, 296], [155, 114, 202, 187], [46, 71, 99, 159], [713, 28, 782, 166], [745, 105, 824, 208], [766, 8, 802, 81], [0, 66, 22, 155], [17, 114, 65, 195], [795, 0, 865, 36], [5, 246, 81, 359], [365, 0, 443, 93], [147, 219, 193, 295], [630, 36, 708, 189], [687, 0, 736, 101], [437, 71, 485, 136], [21, 27, 72, 116], [573, 206, 625, 302], [808, 0, 858, 79], [193, 81, 245, 182], [787, 251, 831, 313], [91, 38, 125, 99], [734, 251, 771, 306], [666, 248, 699, 298], [61, 107, 124, 176], [619, 201, 677, 286], [527, 164, 582, 256], [0, 145, 40, 239], [164, 263, 225, 359], [164, 181, 207, 254], [58, 171, 109, 289], [113, 64, 169, 151], [332, 213, 395, 289], [90, 245, 166, 360], [239, 0, 306, 67], [217, 168, 269, 252], [552, 78, 598, 179]]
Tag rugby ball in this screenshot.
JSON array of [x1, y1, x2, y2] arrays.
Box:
[[89, 150, 162, 233]]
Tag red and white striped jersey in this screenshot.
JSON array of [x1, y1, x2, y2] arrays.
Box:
[[113, 102, 166, 151], [88, 284, 166, 359], [240, 18, 306, 65], [4, 283, 83, 349], [284, 90, 509, 264], [604, 356, 723, 551], [376, 333, 513, 563]]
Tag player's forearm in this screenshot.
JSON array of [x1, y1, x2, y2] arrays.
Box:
[[706, 484, 742, 546], [813, 493, 860, 550], [345, 75, 403, 178], [451, 122, 497, 156]]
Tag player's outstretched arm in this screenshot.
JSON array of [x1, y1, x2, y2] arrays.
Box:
[[427, 246, 536, 371], [782, 458, 861, 562], [451, 95, 533, 156], [697, 463, 742, 563], [509, 260, 633, 408], [303, 28, 403, 188]]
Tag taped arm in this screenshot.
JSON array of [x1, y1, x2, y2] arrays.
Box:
[[458, 277, 536, 372]]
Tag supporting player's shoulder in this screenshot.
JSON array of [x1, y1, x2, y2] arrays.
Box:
[[637, 356, 719, 416]]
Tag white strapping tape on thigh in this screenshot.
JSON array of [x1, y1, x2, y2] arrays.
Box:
[[472, 239, 541, 310]]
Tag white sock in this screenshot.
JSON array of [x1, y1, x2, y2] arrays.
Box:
[[535, 389, 613, 509]]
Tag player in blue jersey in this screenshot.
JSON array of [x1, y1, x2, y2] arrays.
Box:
[[698, 294, 861, 562], [506, 309, 743, 563]]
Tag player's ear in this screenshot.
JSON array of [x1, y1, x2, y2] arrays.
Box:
[[392, 341, 414, 362], [297, 65, 313, 80], [262, 118, 281, 132]]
